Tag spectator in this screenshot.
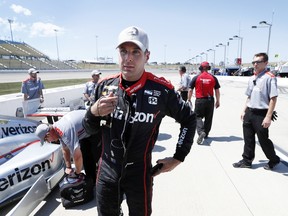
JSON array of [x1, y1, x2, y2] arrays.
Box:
[[21, 68, 44, 102], [233, 52, 280, 170], [83, 26, 196, 215], [188, 61, 220, 144], [21, 68, 58, 123], [177, 66, 191, 101], [83, 70, 101, 106], [35, 110, 101, 183]]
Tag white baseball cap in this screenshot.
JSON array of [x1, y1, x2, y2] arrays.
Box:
[[28, 68, 39, 74], [117, 26, 149, 52], [91, 70, 102, 76], [35, 124, 50, 145]]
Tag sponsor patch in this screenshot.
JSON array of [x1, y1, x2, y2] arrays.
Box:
[[144, 90, 161, 97], [144, 90, 153, 96], [153, 90, 161, 97], [148, 97, 158, 105]]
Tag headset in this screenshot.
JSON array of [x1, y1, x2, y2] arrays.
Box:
[[199, 63, 211, 71]]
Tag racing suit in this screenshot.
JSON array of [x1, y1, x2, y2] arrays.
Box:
[[83, 71, 196, 216]]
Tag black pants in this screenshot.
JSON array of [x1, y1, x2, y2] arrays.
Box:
[[180, 91, 188, 101], [194, 97, 214, 136], [80, 133, 102, 184], [242, 108, 280, 163], [96, 159, 153, 216]]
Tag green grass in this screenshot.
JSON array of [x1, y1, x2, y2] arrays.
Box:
[[0, 79, 88, 96]]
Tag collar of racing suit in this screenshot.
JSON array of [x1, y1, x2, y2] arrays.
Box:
[[119, 70, 147, 96]]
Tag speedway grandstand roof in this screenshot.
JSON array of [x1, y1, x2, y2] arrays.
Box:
[[0, 40, 79, 70]]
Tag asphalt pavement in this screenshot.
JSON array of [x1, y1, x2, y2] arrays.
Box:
[[1, 71, 288, 216]]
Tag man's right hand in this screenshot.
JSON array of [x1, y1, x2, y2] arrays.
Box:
[[91, 93, 118, 117], [65, 167, 73, 175]]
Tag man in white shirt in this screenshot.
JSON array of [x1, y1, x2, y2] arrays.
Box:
[[177, 66, 190, 101], [83, 70, 101, 106]]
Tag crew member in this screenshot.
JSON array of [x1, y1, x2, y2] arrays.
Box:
[[177, 66, 191, 101], [188, 61, 220, 144]]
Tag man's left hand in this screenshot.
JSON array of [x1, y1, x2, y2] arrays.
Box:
[[152, 157, 181, 177]]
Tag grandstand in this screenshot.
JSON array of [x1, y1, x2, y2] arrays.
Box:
[[0, 40, 79, 70]]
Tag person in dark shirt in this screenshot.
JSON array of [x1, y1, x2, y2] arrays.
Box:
[[188, 61, 220, 144]]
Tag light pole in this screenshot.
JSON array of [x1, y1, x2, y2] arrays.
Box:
[[191, 57, 196, 71], [200, 52, 208, 61], [8, 19, 14, 41], [163, 44, 167, 65], [252, 21, 272, 55], [95, 35, 98, 61], [229, 35, 243, 65], [190, 57, 194, 64], [196, 54, 203, 63], [216, 43, 226, 68], [207, 49, 215, 68], [195, 55, 202, 72], [195, 55, 198, 64], [54, 29, 60, 62]]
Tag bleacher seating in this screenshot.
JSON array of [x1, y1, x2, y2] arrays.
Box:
[[0, 40, 79, 70], [22, 43, 49, 59]]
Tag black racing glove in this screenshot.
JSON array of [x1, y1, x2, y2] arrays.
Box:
[[271, 111, 278, 121]]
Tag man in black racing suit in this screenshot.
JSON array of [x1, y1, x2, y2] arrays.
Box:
[[83, 26, 196, 216]]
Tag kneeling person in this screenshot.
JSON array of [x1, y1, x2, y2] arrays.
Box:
[[35, 110, 101, 183]]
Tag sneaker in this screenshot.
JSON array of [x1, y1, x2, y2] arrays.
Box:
[[232, 159, 252, 168], [264, 161, 280, 170], [197, 132, 206, 144]]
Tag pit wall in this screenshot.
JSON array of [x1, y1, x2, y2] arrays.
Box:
[[0, 84, 84, 117]]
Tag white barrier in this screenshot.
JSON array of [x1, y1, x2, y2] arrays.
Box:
[[0, 84, 85, 117]]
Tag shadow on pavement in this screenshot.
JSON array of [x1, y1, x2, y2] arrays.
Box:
[[153, 145, 166, 152], [199, 135, 243, 146], [206, 136, 243, 142], [256, 160, 288, 175], [157, 133, 172, 141], [34, 186, 97, 215]]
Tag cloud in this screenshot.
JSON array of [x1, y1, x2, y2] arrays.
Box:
[[0, 17, 7, 25], [0, 17, 26, 32], [10, 4, 32, 16], [30, 22, 63, 37], [12, 21, 27, 32]]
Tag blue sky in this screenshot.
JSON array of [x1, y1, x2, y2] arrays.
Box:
[[0, 0, 287, 65]]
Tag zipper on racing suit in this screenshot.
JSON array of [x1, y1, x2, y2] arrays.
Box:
[[116, 91, 136, 215]]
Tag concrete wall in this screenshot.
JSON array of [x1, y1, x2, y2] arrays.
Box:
[[0, 84, 84, 117]]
